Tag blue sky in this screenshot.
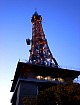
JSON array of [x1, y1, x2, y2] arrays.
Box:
[[0, 0, 80, 105]]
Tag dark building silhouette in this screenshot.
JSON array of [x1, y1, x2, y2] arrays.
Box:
[[10, 12, 80, 105]]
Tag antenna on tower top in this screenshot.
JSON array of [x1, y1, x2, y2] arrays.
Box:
[[35, 8, 37, 12]]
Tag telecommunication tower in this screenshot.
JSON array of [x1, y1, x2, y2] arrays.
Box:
[[26, 12, 58, 67]]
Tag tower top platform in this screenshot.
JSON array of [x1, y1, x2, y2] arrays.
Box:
[[31, 12, 42, 22]]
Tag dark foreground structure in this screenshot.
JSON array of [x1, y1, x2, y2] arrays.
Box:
[[10, 12, 80, 105]]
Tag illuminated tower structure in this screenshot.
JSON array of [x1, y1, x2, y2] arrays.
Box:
[[27, 12, 58, 67], [10, 12, 80, 105]]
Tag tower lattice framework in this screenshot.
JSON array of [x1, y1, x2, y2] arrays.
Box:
[[26, 12, 58, 67]]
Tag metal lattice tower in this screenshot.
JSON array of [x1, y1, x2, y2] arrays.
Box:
[[26, 12, 58, 67]]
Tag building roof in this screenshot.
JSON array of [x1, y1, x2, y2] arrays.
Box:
[[10, 61, 80, 92]]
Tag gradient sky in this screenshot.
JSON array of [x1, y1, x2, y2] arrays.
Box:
[[0, 0, 80, 105]]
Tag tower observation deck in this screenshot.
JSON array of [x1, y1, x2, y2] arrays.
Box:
[[26, 12, 58, 67]]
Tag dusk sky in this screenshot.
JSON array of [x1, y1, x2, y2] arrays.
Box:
[[0, 0, 80, 105]]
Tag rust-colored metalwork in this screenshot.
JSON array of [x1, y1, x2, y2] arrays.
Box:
[[26, 12, 58, 67]]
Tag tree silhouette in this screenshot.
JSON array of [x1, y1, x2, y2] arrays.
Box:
[[23, 83, 80, 105]]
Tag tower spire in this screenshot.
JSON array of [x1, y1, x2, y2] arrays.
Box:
[[26, 12, 58, 67], [35, 8, 37, 12]]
